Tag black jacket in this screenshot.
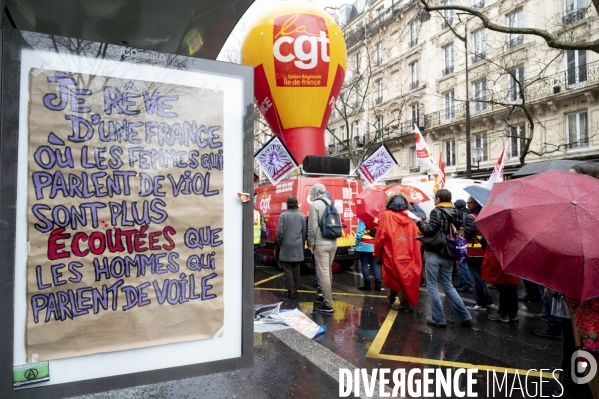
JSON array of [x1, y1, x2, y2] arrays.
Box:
[[417, 206, 476, 238]]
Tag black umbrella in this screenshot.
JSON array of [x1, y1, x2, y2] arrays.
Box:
[[511, 160, 584, 178]]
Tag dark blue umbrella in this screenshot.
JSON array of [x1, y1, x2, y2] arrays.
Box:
[[464, 185, 491, 206]]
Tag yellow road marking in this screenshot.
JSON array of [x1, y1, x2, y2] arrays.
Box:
[[254, 287, 387, 298], [254, 273, 285, 286], [366, 309, 558, 378]]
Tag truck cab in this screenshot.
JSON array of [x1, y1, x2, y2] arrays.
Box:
[[255, 176, 363, 270]]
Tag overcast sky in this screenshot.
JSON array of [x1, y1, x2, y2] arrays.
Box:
[[217, 0, 346, 63]]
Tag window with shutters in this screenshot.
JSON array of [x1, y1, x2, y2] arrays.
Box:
[[509, 124, 526, 158], [444, 139, 456, 166], [508, 66, 524, 103], [566, 111, 588, 150]]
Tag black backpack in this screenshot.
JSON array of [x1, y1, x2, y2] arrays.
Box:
[[317, 199, 343, 239]]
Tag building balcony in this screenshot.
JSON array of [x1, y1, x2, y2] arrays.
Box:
[[392, 61, 599, 133], [506, 35, 524, 50], [409, 81, 419, 90], [472, 0, 484, 10], [472, 53, 485, 64], [354, 135, 365, 147], [563, 9, 586, 26], [441, 19, 453, 30], [442, 66, 454, 76], [472, 101, 487, 114]]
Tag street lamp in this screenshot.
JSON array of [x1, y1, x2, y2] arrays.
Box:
[[439, 13, 472, 178]]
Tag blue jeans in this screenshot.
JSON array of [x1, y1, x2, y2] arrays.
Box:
[[426, 251, 472, 325], [359, 252, 380, 281], [539, 285, 562, 334], [469, 261, 494, 306], [456, 261, 473, 290]]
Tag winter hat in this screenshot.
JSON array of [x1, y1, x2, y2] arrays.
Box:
[[454, 199, 467, 211]]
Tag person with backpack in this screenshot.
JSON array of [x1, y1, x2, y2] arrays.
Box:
[[308, 183, 341, 314], [464, 197, 494, 312], [373, 193, 422, 312], [416, 189, 475, 328], [356, 219, 381, 292]]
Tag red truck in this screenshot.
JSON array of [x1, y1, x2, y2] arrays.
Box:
[[255, 176, 363, 270]]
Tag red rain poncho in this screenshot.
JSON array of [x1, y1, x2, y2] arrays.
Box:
[[373, 209, 422, 307]]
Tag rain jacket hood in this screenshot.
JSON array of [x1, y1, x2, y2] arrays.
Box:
[[386, 194, 409, 211], [309, 184, 329, 203]]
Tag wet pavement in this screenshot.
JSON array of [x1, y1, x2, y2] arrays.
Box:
[[73, 262, 564, 399]]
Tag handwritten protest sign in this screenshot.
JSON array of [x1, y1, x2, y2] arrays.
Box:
[[26, 69, 224, 361]]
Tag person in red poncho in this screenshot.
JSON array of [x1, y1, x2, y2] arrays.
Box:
[[374, 192, 422, 312]]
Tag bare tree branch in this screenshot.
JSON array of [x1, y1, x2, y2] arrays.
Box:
[[419, 0, 599, 53]]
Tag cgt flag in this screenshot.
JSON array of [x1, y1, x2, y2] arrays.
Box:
[[255, 136, 298, 185], [357, 144, 398, 185], [486, 141, 509, 189], [433, 153, 445, 193], [414, 125, 443, 176]]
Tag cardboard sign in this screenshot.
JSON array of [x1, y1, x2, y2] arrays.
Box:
[[26, 69, 224, 361], [254, 136, 298, 185], [357, 144, 398, 185]]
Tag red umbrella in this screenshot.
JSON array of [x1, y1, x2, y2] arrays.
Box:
[[475, 170, 599, 302], [384, 184, 430, 203], [355, 188, 388, 230]]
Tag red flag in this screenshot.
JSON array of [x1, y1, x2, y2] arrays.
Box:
[[433, 153, 445, 193]]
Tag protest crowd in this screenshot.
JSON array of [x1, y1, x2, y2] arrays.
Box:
[[272, 161, 599, 399]]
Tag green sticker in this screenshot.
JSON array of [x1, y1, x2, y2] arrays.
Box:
[[13, 361, 49, 388]]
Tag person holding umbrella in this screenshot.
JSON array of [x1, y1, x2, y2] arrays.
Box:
[[416, 189, 475, 328], [373, 192, 422, 312], [475, 166, 599, 398]]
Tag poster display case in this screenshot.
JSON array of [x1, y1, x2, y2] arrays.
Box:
[[0, 28, 254, 398]]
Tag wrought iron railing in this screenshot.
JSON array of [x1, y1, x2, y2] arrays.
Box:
[[507, 35, 524, 50], [443, 66, 454, 76], [417, 61, 599, 131], [472, 53, 485, 63], [441, 19, 453, 30], [472, 101, 487, 114], [344, 0, 420, 48], [354, 135, 365, 147], [410, 81, 419, 90], [345, 27, 365, 50], [563, 9, 586, 26], [472, 1, 485, 10]]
